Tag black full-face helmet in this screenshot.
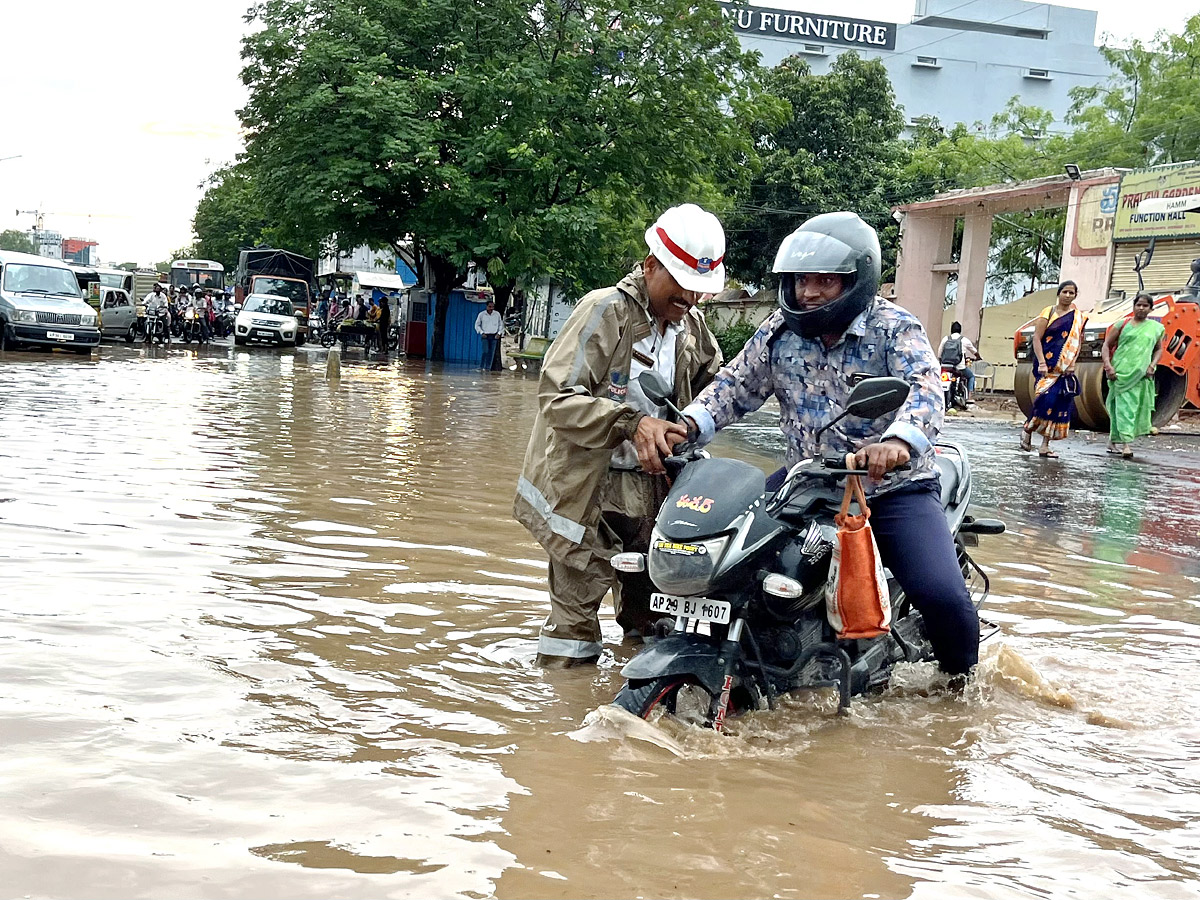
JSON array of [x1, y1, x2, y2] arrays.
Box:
[[774, 211, 881, 339]]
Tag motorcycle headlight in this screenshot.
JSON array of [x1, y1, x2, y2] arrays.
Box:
[[11, 309, 37, 324], [80, 313, 97, 327], [648, 534, 729, 596]]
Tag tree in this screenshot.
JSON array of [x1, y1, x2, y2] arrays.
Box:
[[1066, 16, 1200, 169], [239, 0, 773, 358], [724, 52, 909, 286], [193, 164, 323, 273], [0, 229, 36, 254]]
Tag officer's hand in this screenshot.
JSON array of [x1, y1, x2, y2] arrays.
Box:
[[854, 439, 911, 482], [635, 416, 688, 475]]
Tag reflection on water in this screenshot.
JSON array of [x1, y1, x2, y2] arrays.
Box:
[[2, 345, 1199, 898]]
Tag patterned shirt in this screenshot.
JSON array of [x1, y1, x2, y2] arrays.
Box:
[[682, 299, 945, 494]]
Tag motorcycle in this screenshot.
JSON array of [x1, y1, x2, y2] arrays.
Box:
[[214, 307, 235, 339], [610, 373, 1004, 730], [179, 307, 206, 345], [144, 307, 171, 345], [940, 365, 970, 411]]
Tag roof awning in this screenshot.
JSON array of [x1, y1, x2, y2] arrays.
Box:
[[353, 271, 413, 290]]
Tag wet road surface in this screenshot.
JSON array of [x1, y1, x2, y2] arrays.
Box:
[[2, 342, 1200, 899]]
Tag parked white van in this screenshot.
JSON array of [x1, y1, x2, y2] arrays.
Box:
[[0, 251, 101, 353]]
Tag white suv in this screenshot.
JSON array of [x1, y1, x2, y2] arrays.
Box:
[[0, 250, 101, 354], [234, 293, 299, 346]]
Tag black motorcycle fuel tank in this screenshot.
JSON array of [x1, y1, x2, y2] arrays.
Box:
[[658, 458, 767, 541]]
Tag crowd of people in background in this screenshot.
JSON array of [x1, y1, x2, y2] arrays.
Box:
[[315, 290, 396, 353], [141, 281, 235, 344]]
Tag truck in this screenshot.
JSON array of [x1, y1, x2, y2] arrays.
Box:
[[234, 248, 316, 345]]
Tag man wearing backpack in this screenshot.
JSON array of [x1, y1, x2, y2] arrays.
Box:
[[937, 321, 979, 403]]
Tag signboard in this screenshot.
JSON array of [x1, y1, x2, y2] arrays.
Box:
[[719, 2, 896, 51], [1070, 181, 1118, 257], [1113, 162, 1200, 242]]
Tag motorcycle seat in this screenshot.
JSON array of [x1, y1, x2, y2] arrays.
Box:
[[934, 454, 961, 509]]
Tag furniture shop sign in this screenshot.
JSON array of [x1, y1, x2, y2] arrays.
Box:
[[719, 2, 897, 51], [1114, 162, 1200, 242]]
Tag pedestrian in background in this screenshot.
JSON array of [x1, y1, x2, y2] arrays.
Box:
[[377, 292, 391, 356], [1103, 292, 1165, 459], [475, 299, 502, 369], [1019, 280, 1085, 458]]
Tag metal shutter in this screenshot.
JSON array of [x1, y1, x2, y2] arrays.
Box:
[[1110, 239, 1200, 296]]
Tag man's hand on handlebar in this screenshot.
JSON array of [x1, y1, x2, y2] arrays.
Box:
[[634, 416, 689, 475], [854, 438, 912, 482]]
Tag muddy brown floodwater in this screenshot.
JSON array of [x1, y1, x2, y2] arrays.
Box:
[[2, 344, 1200, 899]]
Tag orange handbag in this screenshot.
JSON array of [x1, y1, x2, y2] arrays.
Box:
[[825, 454, 892, 640]]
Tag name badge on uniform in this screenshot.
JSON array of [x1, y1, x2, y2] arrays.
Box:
[[631, 348, 655, 368]]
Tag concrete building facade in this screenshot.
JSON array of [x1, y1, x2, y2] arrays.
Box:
[[724, 0, 1110, 130]]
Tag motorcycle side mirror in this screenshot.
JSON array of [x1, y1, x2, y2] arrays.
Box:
[[844, 377, 911, 420], [812, 377, 912, 448], [637, 370, 673, 406]]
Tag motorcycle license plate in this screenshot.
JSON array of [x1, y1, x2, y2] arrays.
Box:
[[47, 331, 74, 341], [650, 593, 731, 625]]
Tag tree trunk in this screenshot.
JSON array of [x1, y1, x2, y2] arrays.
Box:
[[492, 280, 515, 315], [490, 279, 516, 370]]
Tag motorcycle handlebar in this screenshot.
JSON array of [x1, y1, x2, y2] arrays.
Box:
[[820, 454, 911, 475]]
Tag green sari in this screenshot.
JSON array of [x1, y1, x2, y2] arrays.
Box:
[[1106, 318, 1165, 444]]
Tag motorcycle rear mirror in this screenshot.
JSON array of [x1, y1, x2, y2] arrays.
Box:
[[844, 377, 911, 419]]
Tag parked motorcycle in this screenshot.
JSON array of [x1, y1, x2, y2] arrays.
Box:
[[610, 373, 1004, 730], [941, 365, 970, 411]]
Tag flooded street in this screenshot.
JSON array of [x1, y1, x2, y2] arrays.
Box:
[[3, 344, 1200, 899]]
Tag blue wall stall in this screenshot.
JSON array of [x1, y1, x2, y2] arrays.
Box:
[[425, 292, 493, 363]]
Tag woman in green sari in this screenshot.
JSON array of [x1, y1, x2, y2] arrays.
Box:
[[1102, 293, 1165, 459]]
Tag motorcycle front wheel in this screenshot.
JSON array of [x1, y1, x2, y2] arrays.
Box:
[[614, 677, 718, 728], [320, 331, 337, 348]]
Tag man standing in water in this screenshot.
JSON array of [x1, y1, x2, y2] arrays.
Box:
[[514, 204, 724, 667]]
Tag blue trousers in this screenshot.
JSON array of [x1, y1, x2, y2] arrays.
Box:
[[481, 334, 499, 369], [768, 471, 979, 674]]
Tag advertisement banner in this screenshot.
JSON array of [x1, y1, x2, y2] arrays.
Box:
[[1113, 163, 1200, 242], [718, 2, 896, 50], [1071, 181, 1118, 256]]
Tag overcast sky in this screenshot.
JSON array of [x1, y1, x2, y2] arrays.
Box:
[[1, 0, 1197, 267]]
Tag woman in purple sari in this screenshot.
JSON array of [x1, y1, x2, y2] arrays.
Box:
[[1019, 281, 1086, 458]]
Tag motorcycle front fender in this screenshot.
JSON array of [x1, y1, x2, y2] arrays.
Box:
[[620, 636, 726, 695]]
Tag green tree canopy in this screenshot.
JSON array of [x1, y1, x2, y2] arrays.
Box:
[[193, 164, 324, 273], [0, 229, 36, 254], [239, 0, 775, 357], [724, 52, 910, 286]]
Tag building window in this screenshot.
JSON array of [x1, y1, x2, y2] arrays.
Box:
[[912, 56, 941, 68], [1024, 68, 1052, 80], [799, 44, 826, 55]]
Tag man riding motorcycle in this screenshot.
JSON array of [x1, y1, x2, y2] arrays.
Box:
[[645, 211, 979, 677], [937, 321, 979, 405]]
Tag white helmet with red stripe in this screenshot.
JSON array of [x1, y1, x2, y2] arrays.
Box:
[[644, 203, 726, 294]]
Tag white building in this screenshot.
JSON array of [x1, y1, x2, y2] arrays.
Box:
[[724, 0, 1110, 131]]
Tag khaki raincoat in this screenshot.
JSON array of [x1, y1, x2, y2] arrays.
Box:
[[514, 269, 722, 570]]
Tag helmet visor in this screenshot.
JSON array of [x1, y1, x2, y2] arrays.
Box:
[[772, 231, 859, 275]]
